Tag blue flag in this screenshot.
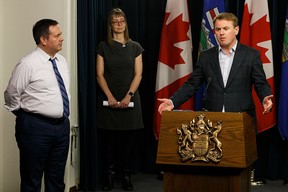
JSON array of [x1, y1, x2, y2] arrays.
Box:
[[194, 0, 225, 111], [278, 6, 288, 140]]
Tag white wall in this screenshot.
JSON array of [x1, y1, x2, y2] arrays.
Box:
[[0, 0, 79, 191]]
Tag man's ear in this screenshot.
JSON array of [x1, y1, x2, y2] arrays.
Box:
[[234, 26, 239, 36], [40, 36, 47, 45]]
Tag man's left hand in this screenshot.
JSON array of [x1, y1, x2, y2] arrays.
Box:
[[262, 95, 273, 114]]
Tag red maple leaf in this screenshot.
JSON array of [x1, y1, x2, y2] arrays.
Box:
[[250, 15, 271, 64], [158, 13, 190, 69], [241, 4, 271, 64]]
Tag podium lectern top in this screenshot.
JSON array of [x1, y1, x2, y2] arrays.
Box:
[[156, 111, 257, 168]]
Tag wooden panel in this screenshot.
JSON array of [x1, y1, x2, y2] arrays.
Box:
[[163, 167, 252, 192], [156, 111, 257, 168]]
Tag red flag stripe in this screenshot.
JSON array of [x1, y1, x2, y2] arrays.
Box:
[[240, 0, 276, 132], [153, 0, 193, 139]]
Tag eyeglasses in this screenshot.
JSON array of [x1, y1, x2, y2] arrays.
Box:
[[111, 20, 126, 26]]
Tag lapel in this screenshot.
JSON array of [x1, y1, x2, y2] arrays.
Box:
[[225, 43, 244, 88], [210, 46, 224, 89]]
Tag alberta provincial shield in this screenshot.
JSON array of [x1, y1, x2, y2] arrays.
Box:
[[177, 114, 223, 163], [192, 134, 209, 161]]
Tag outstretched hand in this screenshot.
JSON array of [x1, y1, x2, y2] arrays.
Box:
[[157, 98, 174, 115], [262, 95, 273, 114]]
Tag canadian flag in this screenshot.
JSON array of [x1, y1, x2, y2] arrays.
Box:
[[153, 0, 193, 139], [240, 0, 276, 132]]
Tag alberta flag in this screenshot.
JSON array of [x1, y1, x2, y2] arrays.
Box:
[[278, 6, 288, 140], [194, 0, 225, 110], [240, 0, 276, 133], [154, 0, 193, 139]]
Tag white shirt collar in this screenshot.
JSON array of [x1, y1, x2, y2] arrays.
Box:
[[36, 47, 59, 63], [218, 41, 238, 53]]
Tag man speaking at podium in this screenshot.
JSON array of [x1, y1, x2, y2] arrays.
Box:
[[158, 12, 273, 118], [157, 12, 273, 184]]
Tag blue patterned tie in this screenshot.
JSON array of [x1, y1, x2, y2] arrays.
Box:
[[50, 58, 70, 118]]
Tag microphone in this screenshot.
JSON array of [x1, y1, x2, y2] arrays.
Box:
[[202, 77, 212, 111]]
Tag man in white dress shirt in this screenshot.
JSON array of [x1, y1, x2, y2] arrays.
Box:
[[4, 19, 70, 192]]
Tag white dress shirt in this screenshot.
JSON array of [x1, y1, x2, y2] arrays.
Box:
[[219, 42, 237, 112], [4, 47, 70, 118]]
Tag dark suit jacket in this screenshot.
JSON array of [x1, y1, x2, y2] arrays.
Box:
[[170, 43, 272, 117]]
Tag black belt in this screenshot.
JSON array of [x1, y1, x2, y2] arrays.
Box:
[[18, 109, 66, 124]]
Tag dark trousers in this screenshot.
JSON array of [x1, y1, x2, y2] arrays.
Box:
[[15, 110, 70, 192]]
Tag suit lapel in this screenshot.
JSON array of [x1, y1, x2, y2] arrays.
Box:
[[226, 43, 244, 88], [210, 46, 225, 88]]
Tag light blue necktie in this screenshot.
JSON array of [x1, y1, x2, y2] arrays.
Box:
[[50, 58, 70, 118]]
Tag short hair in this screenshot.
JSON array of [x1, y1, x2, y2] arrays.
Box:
[[213, 12, 238, 28], [32, 19, 59, 45], [107, 8, 130, 44]]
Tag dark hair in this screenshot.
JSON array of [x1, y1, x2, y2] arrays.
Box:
[[32, 19, 59, 45], [213, 12, 238, 28], [107, 8, 130, 44]]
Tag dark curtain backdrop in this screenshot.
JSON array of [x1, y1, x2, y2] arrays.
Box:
[[77, 0, 288, 190]]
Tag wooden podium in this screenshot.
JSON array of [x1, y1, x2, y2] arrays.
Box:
[[156, 111, 257, 192]]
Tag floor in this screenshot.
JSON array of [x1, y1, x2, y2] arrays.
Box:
[[80, 172, 288, 192]]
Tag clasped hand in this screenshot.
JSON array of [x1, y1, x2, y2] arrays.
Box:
[[108, 96, 130, 108]]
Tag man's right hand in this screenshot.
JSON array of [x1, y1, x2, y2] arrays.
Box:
[[157, 98, 174, 115]]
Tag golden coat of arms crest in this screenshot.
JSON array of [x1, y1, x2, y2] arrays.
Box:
[[177, 114, 223, 163]]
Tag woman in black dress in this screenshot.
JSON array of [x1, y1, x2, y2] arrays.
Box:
[[96, 8, 144, 191]]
